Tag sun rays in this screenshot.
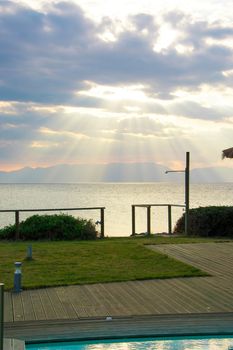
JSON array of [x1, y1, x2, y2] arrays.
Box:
[[0, 1, 233, 178]]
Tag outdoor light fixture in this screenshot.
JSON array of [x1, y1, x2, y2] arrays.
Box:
[[165, 170, 185, 174], [27, 245, 33, 260], [106, 316, 113, 321], [14, 261, 22, 293]]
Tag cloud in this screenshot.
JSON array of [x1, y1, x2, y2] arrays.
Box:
[[1, 1, 233, 170], [130, 13, 157, 32], [0, 1, 232, 106], [0, 2, 95, 103], [168, 101, 231, 120]]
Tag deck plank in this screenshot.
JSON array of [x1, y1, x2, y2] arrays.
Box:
[[94, 283, 137, 316], [29, 289, 47, 320], [38, 288, 58, 320], [12, 292, 24, 322], [45, 288, 69, 319], [83, 283, 118, 317], [4, 292, 13, 322], [64, 285, 93, 318], [21, 290, 36, 321]]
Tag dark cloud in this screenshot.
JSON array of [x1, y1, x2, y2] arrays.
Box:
[[130, 13, 158, 34], [0, 123, 37, 140], [0, 1, 96, 103], [163, 11, 186, 26], [185, 20, 233, 41], [169, 101, 227, 120]]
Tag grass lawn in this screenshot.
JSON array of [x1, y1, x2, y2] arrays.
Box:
[[0, 235, 225, 290]]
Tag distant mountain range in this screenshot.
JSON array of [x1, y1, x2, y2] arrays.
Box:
[[0, 163, 232, 183]]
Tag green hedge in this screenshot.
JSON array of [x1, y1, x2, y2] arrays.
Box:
[[0, 214, 98, 240], [174, 206, 233, 237]]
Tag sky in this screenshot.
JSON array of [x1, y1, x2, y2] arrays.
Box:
[[0, 0, 233, 173]]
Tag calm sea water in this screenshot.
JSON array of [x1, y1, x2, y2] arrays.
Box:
[[0, 182, 232, 236]]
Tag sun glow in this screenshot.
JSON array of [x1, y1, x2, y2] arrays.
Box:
[[77, 83, 149, 102], [222, 69, 233, 77], [40, 127, 90, 140], [172, 85, 233, 108], [31, 141, 60, 148], [175, 44, 194, 54], [153, 24, 180, 52]]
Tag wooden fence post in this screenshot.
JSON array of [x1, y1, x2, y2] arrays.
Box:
[[132, 206, 136, 236], [168, 205, 172, 235], [15, 210, 20, 240], [100, 208, 105, 238]]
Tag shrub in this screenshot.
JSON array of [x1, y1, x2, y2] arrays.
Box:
[[174, 206, 233, 237], [0, 224, 16, 240], [0, 214, 98, 240]]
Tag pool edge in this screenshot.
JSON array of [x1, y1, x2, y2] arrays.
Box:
[[4, 312, 233, 344], [4, 337, 25, 350]]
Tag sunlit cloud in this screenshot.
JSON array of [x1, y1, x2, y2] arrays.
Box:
[[222, 69, 233, 77], [31, 141, 60, 148], [77, 82, 149, 102], [153, 23, 180, 52]]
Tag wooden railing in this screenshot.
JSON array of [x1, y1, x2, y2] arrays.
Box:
[[0, 207, 105, 239], [131, 204, 185, 236]]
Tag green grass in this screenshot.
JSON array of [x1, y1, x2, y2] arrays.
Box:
[[0, 235, 225, 290]]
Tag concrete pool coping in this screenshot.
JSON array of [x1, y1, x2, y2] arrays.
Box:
[[4, 338, 25, 350], [4, 312, 233, 345]]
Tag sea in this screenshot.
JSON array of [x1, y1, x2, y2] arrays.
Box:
[[0, 182, 232, 237]]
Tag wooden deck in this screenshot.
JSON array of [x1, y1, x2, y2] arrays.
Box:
[[4, 242, 233, 341]]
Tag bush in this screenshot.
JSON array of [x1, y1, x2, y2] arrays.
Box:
[[174, 206, 233, 237], [0, 214, 98, 240]]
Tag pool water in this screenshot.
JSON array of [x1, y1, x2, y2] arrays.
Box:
[[26, 335, 233, 350]]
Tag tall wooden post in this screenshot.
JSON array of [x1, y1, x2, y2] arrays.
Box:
[[100, 208, 105, 238], [147, 206, 151, 235], [185, 152, 190, 235], [168, 205, 172, 235], [15, 210, 20, 240]]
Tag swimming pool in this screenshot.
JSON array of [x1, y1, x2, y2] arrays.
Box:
[[26, 335, 233, 350]]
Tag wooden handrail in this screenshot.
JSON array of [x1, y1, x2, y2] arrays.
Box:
[[0, 207, 105, 212], [0, 207, 105, 239], [131, 204, 185, 236]]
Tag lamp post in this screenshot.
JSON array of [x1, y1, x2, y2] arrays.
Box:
[[165, 152, 190, 235], [14, 262, 22, 293]]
